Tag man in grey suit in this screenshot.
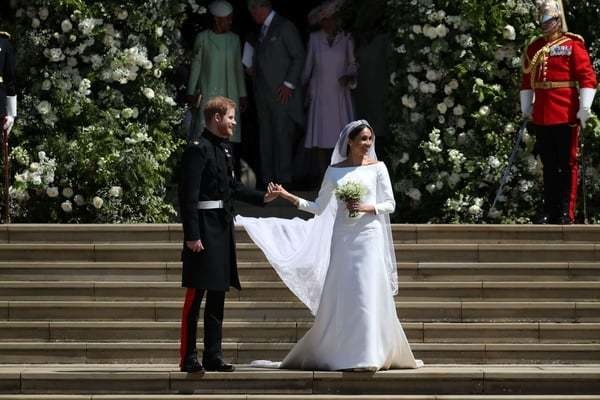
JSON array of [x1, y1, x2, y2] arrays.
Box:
[[248, 0, 305, 187]]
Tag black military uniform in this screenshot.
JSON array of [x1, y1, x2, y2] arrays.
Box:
[[0, 32, 16, 125], [178, 128, 265, 372]]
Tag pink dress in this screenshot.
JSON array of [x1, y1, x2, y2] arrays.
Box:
[[303, 31, 357, 149]]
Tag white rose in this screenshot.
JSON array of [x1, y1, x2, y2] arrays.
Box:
[[412, 25, 422, 34], [117, 9, 128, 20], [142, 87, 155, 99], [468, 205, 482, 216], [36, 101, 52, 115], [73, 194, 85, 206], [479, 105, 490, 116], [31, 18, 41, 28], [61, 200, 73, 213], [92, 196, 104, 209], [46, 187, 59, 198], [122, 108, 134, 119], [457, 118, 466, 128], [61, 19, 73, 32], [503, 25, 516, 41], [109, 186, 123, 197], [426, 69, 440, 81], [435, 24, 449, 38], [47, 48, 65, 62], [62, 187, 74, 198], [488, 156, 501, 169], [399, 152, 410, 164], [437, 103, 448, 114], [132, 108, 139, 118], [153, 69, 162, 78], [401, 95, 416, 109], [426, 183, 436, 194], [32, 175, 42, 186], [407, 74, 419, 90], [41, 80, 52, 91], [155, 27, 163, 37], [449, 79, 459, 90]]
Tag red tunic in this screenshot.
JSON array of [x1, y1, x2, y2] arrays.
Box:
[[521, 33, 597, 126]]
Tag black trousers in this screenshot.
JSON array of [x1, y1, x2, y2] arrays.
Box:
[[533, 123, 579, 221], [179, 288, 225, 366]]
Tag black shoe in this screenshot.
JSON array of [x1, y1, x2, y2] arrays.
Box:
[[204, 358, 235, 372], [180, 357, 205, 373]]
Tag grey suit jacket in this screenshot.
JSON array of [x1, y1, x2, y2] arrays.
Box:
[[254, 14, 305, 126]]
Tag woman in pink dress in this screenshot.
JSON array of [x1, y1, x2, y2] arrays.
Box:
[[303, 0, 357, 176]]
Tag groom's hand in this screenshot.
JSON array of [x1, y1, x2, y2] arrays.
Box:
[[186, 240, 205, 252], [264, 182, 279, 203]]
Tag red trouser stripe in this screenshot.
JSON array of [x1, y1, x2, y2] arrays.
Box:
[[179, 288, 197, 367], [568, 125, 580, 222]]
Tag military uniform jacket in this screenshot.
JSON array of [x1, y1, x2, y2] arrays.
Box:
[[179, 129, 265, 291], [521, 33, 597, 126], [0, 34, 17, 117]]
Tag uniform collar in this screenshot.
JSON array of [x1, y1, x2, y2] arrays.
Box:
[[202, 128, 229, 144]]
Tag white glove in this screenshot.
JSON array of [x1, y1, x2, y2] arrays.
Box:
[[577, 88, 597, 128], [520, 90, 534, 119], [4, 95, 17, 135], [2, 116, 14, 135]]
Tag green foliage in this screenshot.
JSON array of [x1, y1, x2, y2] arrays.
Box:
[[8, 0, 201, 222]]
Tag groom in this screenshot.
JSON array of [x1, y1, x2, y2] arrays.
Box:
[[178, 96, 277, 373]]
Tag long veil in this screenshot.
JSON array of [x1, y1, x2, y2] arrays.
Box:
[[235, 120, 398, 315]]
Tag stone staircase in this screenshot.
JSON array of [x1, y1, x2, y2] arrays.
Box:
[[0, 224, 599, 399]]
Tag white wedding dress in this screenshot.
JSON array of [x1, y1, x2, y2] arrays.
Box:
[[238, 162, 422, 371]]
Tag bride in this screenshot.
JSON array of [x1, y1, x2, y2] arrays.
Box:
[[237, 120, 422, 371]]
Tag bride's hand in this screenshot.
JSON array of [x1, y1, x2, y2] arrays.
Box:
[[273, 184, 299, 206], [346, 201, 376, 214]]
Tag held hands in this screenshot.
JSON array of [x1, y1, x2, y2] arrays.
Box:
[[345, 200, 376, 215], [186, 240, 205, 253], [264, 182, 279, 203]]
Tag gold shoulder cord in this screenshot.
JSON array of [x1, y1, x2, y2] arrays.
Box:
[[523, 36, 571, 88]]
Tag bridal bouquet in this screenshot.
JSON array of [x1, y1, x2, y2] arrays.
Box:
[[335, 181, 367, 218]]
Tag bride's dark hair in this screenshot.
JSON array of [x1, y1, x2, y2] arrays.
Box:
[[346, 124, 374, 156], [348, 123, 374, 141]]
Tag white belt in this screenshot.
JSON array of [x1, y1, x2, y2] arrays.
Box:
[[197, 200, 224, 210]]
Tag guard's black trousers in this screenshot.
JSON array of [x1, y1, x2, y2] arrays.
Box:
[[533, 123, 580, 222], [179, 288, 225, 367]]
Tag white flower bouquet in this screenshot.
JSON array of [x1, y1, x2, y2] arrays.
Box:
[[335, 181, 367, 218]]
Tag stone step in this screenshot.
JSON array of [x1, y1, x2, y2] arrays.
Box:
[[3, 301, 597, 323], [1, 281, 599, 302], [1, 364, 600, 395], [6, 224, 600, 244], [1, 244, 600, 263], [2, 396, 600, 400], [0, 321, 598, 344], [2, 262, 599, 282], [1, 342, 599, 365]]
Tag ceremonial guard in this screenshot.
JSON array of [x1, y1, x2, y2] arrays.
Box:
[[1, 31, 17, 135], [178, 96, 276, 373], [520, 0, 597, 224]]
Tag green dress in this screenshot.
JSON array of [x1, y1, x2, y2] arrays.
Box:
[[187, 30, 247, 143]]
